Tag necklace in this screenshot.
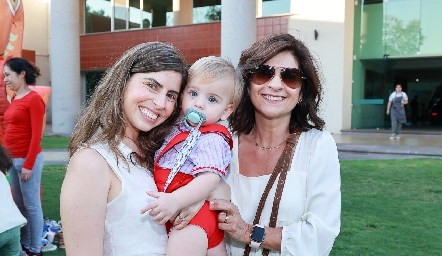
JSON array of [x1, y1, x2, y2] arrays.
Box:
[[123, 135, 137, 144], [252, 136, 286, 151]]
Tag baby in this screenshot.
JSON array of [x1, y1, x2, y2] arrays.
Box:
[[145, 56, 243, 256]]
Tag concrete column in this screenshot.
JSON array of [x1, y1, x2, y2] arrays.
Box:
[[256, 0, 262, 17], [173, 0, 193, 25], [51, 0, 81, 136], [221, 0, 256, 67]]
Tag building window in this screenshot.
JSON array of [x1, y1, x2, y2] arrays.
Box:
[[114, 0, 127, 30], [129, 0, 142, 29], [262, 0, 291, 17], [142, 0, 152, 28], [192, 0, 221, 24], [85, 0, 173, 34], [364, 69, 384, 99], [85, 0, 112, 33]]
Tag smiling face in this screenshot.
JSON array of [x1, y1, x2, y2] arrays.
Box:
[[248, 51, 301, 121], [181, 76, 234, 126], [3, 65, 25, 92], [122, 71, 182, 136], [395, 84, 403, 93]]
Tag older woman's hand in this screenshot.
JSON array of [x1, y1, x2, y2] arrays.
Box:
[[209, 199, 252, 244], [171, 199, 205, 230]]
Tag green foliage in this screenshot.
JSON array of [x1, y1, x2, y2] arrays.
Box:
[[41, 135, 70, 150], [384, 16, 426, 56], [85, 4, 107, 17], [205, 6, 221, 21]]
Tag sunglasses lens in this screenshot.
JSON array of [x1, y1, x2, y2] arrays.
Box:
[[281, 68, 303, 89], [251, 65, 274, 85], [250, 65, 304, 89]]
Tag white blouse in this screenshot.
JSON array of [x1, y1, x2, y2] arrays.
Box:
[[225, 129, 341, 256], [91, 142, 168, 256]]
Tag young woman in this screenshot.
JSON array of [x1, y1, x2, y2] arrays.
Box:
[[3, 57, 45, 256], [60, 42, 190, 255]]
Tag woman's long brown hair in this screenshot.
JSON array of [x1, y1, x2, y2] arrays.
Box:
[[69, 42, 188, 170]]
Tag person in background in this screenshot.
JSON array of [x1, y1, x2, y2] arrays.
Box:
[[61, 42, 198, 256], [3, 57, 45, 256], [209, 33, 341, 255], [142, 56, 243, 256], [0, 144, 27, 256], [386, 84, 408, 140]]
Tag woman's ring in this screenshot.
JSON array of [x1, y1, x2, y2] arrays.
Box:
[[179, 215, 185, 221], [224, 215, 229, 223]]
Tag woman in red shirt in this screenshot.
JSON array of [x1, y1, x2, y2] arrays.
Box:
[[3, 57, 45, 256]]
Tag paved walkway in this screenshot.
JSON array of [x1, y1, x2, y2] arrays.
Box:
[[334, 132, 442, 160], [42, 129, 442, 164]]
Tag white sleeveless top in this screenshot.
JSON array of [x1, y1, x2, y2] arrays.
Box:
[[91, 142, 167, 256]]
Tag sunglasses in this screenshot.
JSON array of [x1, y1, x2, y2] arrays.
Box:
[[249, 64, 305, 89]]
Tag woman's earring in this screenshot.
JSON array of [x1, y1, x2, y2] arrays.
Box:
[[297, 98, 302, 104]]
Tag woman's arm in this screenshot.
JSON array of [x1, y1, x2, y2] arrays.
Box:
[[278, 131, 341, 255], [60, 148, 113, 256], [21, 96, 45, 181], [386, 100, 392, 114], [210, 199, 284, 251]]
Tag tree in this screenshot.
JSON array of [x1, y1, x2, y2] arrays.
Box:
[[205, 6, 221, 21], [383, 15, 426, 56]]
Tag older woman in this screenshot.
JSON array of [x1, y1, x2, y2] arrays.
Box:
[[210, 33, 341, 255]]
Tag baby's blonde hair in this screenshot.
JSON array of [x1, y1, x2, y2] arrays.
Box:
[[188, 56, 243, 109]]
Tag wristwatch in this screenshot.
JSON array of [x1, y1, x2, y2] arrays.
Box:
[[250, 224, 266, 249]]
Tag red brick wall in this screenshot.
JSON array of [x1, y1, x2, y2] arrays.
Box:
[[80, 15, 291, 69], [22, 49, 36, 64]]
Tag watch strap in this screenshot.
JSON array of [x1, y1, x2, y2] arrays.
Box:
[[250, 239, 261, 249]]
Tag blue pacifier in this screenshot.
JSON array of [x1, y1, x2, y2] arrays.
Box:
[[185, 108, 206, 127]]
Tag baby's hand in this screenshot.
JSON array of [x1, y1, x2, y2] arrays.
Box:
[[140, 191, 180, 225]]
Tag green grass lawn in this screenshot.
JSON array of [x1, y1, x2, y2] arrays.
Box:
[[41, 135, 70, 150], [331, 158, 442, 256], [40, 158, 442, 255], [41, 165, 66, 256]]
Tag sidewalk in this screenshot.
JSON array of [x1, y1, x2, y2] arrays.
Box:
[[334, 131, 442, 160], [43, 149, 69, 166], [42, 130, 442, 164]]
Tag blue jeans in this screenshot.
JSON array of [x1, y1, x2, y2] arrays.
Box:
[[8, 152, 44, 253]]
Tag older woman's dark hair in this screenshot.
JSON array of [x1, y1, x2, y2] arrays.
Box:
[[0, 144, 13, 175], [4, 57, 41, 85], [230, 33, 325, 135]]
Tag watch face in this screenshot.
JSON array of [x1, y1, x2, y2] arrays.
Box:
[[251, 226, 265, 241]]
